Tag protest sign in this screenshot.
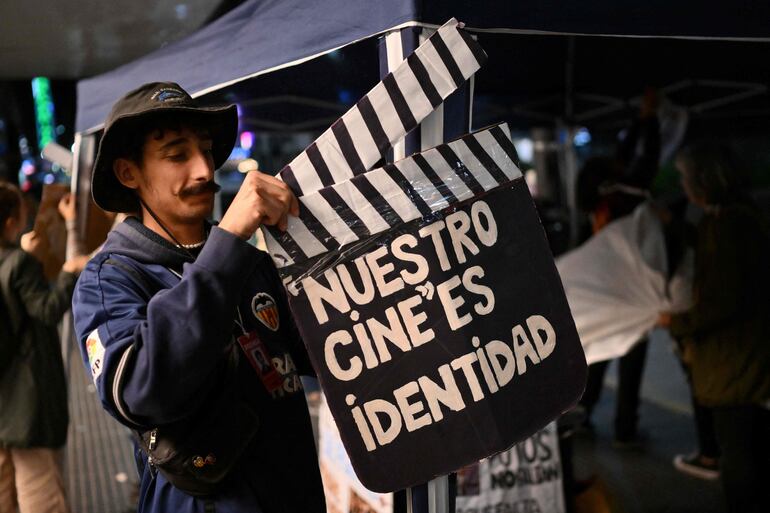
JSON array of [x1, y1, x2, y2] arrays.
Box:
[[269, 164, 586, 491], [33, 183, 69, 280], [455, 422, 565, 513], [262, 18, 586, 492]]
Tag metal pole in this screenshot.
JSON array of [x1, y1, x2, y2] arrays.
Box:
[[62, 133, 96, 369]]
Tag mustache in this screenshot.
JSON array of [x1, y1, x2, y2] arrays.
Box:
[[178, 180, 221, 198]]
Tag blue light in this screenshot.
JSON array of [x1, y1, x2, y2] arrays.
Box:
[[573, 128, 592, 147], [338, 90, 353, 105], [228, 147, 249, 161]]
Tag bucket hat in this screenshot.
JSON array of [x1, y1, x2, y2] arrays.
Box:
[[91, 82, 237, 212]]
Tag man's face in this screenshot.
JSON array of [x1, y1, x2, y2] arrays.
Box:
[[123, 125, 218, 225]]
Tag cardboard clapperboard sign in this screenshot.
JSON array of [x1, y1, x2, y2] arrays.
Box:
[[262, 19, 587, 493]]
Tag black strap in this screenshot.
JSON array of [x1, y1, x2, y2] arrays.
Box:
[[103, 257, 158, 295]]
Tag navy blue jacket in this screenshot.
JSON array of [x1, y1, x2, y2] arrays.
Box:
[[72, 218, 325, 513]]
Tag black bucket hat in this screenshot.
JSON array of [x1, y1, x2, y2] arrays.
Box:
[[91, 82, 238, 213]]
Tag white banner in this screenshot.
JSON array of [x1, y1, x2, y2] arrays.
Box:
[[456, 422, 565, 513], [319, 396, 393, 513], [557, 203, 693, 364]]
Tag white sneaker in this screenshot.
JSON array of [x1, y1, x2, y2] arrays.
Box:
[[673, 453, 720, 481]]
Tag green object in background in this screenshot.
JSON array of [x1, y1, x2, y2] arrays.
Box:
[[31, 77, 56, 150], [652, 162, 682, 197]]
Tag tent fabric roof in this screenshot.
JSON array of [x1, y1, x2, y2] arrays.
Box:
[[76, 0, 770, 133]]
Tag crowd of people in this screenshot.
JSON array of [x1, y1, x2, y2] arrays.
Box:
[[570, 90, 769, 513], [0, 82, 768, 513]]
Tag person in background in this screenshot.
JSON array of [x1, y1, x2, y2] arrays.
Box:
[[659, 144, 770, 513], [0, 181, 88, 513], [576, 88, 661, 447]]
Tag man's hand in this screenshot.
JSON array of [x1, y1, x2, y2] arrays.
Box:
[[62, 255, 90, 275], [219, 170, 299, 240], [58, 193, 77, 222], [20, 231, 49, 263]]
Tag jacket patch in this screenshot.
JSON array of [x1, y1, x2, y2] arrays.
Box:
[[251, 292, 280, 331], [86, 329, 106, 382]]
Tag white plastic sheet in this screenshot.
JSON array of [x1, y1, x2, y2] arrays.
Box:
[[557, 203, 693, 364]]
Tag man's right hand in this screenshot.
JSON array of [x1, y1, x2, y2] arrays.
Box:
[[218, 170, 300, 240]]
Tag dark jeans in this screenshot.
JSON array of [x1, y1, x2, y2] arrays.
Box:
[[580, 339, 648, 440], [690, 393, 719, 458], [712, 405, 770, 513], [678, 360, 719, 458]]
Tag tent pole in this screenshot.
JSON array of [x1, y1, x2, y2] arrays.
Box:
[[562, 37, 580, 247], [378, 22, 473, 512], [62, 132, 96, 370], [564, 36, 576, 122]]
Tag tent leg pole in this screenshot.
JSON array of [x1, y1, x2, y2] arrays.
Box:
[[380, 23, 471, 513], [428, 476, 450, 513]]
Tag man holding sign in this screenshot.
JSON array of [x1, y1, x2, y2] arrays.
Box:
[[72, 82, 324, 513]]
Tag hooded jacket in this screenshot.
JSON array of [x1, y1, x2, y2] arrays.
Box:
[[72, 218, 325, 513]]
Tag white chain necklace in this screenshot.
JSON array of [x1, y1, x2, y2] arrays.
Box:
[[180, 240, 206, 250]]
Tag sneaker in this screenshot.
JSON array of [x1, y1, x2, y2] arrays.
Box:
[[673, 453, 720, 480]]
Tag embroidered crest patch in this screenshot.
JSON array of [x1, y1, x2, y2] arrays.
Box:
[[251, 292, 280, 331], [151, 87, 187, 102], [86, 329, 106, 382]]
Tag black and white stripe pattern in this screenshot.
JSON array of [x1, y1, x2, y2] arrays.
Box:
[[278, 18, 486, 198], [266, 124, 521, 267]]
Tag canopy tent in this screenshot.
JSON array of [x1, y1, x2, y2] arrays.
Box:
[[68, 3, 770, 509], [75, 0, 770, 134]]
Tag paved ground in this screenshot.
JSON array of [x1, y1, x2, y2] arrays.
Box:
[[64, 333, 136, 513], [572, 329, 725, 513]]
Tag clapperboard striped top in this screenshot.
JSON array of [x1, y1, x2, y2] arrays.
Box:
[[277, 18, 487, 198], [264, 123, 522, 268]]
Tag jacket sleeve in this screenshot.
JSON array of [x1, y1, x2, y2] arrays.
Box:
[[72, 227, 259, 427], [12, 250, 77, 326]]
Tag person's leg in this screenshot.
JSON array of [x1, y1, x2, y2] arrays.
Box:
[[0, 448, 18, 513], [712, 405, 766, 513], [672, 392, 720, 479], [579, 360, 610, 422], [614, 339, 648, 442], [692, 395, 720, 459], [672, 351, 720, 477], [11, 447, 70, 513]]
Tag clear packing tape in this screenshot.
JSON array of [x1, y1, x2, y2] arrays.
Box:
[[259, 18, 527, 286], [265, 123, 523, 289]]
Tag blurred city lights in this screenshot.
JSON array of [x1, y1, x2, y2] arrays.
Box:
[[240, 131, 254, 150], [573, 127, 592, 146], [513, 138, 534, 163]]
